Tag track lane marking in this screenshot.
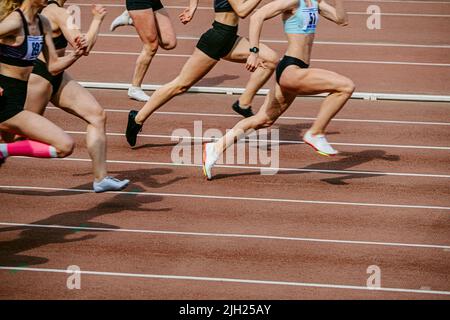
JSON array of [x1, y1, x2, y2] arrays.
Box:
[[0, 266, 449, 296], [0, 185, 449, 211], [9, 155, 450, 179], [0, 222, 448, 250], [63, 130, 450, 151], [71, 2, 450, 17], [70, 0, 450, 4], [71, 50, 450, 67], [46, 107, 450, 126], [98, 33, 450, 49], [79, 81, 450, 102]]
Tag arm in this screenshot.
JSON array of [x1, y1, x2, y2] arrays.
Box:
[[40, 16, 86, 75], [83, 5, 107, 53], [228, 0, 265, 19], [48, 5, 106, 54], [0, 13, 22, 96], [0, 12, 22, 39], [179, 0, 199, 24], [318, 0, 348, 26], [246, 0, 298, 71]]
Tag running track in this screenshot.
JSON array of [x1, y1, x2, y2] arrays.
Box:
[[0, 0, 449, 299]]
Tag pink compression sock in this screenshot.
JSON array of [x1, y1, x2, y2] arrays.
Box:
[[0, 140, 57, 158]]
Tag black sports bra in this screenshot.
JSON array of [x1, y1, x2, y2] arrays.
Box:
[[0, 9, 45, 67], [48, 1, 68, 50], [215, 0, 233, 13]]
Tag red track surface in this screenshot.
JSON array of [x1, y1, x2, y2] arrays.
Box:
[[0, 0, 449, 299]]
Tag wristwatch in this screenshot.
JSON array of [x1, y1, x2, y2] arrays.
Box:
[[249, 47, 259, 54]]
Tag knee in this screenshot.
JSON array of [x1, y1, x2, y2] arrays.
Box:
[[340, 78, 356, 96], [142, 41, 159, 57], [170, 78, 191, 95], [254, 115, 275, 130], [88, 108, 107, 128], [263, 50, 280, 69], [161, 38, 177, 50], [56, 136, 75, 158]]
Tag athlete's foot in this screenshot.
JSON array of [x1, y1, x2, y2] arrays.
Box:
[[128, 87, 150, 102], [232, 100, 254, 118], [110, 11, 133, 32], [303, 130, 338, 156], [126, 110, 143, 147], [93, 176, 130, 193], [202, 142, 219, 180]]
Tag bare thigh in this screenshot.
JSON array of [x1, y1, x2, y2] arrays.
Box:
[[0, 110, 72, 147], [129, 9, 159, 44], [154, 8, 177, 49], [24, 74, 53, 115], [174, 48, 218, 87], [51, 73, 104, 123], [280, 67, 352, 95]]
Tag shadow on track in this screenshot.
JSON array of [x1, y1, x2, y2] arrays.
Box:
[[0, 168, 186, 196], [212, 149, 400, 185], [197, 74, 239, 87], [0, 168, 186, 267]]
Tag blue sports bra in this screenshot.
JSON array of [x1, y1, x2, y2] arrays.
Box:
[[0, 9, 45, 67], [284, 0, 319, 34]]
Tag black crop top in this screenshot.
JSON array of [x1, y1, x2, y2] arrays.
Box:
[[48, 1, 68, 50], [0, 9, 44, 67], [215, 0, 233, 12]]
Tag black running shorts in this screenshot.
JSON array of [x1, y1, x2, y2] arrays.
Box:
[[196, 21, 239, 61], [0, 74, 27, 123], [126, 0, 164, 11]]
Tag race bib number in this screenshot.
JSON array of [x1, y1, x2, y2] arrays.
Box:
[[26, 36, 44, 61], [302, 9, 318, 31]]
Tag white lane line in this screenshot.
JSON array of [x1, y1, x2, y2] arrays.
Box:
[[1, 185, 449, 211], [77, 50, 450, 67], [1, 222, 448, 250], [10, 155, 450, 180], [64, 130, 450, 151], [47, 106, 450, 127], [70, 0, 450, 5], [348, 12, 450, 17], [140, 111, 450, 126], [314, 58, 450, 67], [80, 81, 450, 102], [0, 266, 449, 296], [11, 155, 450, 179], [351, 0, 450, 4], [71, 2, 450, 16], [98, 33, 450, 49]]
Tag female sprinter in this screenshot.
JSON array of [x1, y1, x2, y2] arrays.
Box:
[[202, 0, 355, 180], [0, 0, 84, 170], [24, 1, 129, 193], [124, 0, 280, 147], [109, 1, 177, 102]]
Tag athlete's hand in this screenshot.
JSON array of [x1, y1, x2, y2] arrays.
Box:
[[74, 35, 88, 56], [77, 34, 88, 50], [179, 8, 195, 24], [92, 5, 107, 21], [0, 86, 3, 96], [246, 53, 265, 72]]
